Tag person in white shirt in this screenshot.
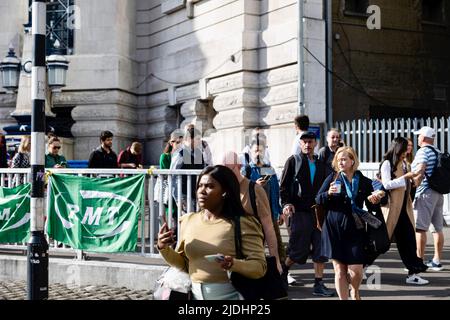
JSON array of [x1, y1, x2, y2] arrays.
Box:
[[291, 115, 309, 156], [380, 137, 428, 285]]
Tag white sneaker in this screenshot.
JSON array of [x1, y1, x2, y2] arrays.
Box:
[[406, 274, 429, 285], [287, 273, 296, 285], [426, 260, 444, 271]]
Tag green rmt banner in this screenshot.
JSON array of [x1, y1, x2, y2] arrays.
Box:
[[47, 174, 145, 252], [0, 183, 31, 243]]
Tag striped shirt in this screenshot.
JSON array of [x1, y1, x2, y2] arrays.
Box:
[[411, 145, 439, 197]]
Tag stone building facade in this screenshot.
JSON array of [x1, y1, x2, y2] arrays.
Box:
[[0, 0, 327, 169]]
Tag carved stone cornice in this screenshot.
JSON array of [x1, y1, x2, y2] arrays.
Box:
[[52, 89, 138, 108]]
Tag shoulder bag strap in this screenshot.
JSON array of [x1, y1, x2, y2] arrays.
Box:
[[248, 181, 259, 220], [233, 216, 245, 259], [423, 145, 438, 156], [423, 145, 439, 178], [293, 153, 302, 178]]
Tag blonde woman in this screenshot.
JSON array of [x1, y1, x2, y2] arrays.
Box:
[[11, 135, 31, 168], [316, 146, 383, 300]]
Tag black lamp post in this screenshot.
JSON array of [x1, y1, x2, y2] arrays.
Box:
[[0, 0, 70, 300]]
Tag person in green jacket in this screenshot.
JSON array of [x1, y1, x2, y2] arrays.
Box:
[[157, 130, 184, 226], [159, 130, 183, 169], [45, 137, 67, 168]]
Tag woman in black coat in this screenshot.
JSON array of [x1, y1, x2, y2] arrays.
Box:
[[316, 146, 384, 300]]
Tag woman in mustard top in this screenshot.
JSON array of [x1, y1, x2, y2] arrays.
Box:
[[157, 165, 266, 300]]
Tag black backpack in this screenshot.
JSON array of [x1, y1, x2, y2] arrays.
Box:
[[244, 152, 252, 179], [424, 146, 450, 194]]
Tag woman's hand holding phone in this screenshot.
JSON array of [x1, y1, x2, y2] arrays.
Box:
[[156, 222, 175, 250], [256, 175, 271, 187], [205, 253, 233, 270], [204, 254, 225, 262], [219, 255, 234, 270]]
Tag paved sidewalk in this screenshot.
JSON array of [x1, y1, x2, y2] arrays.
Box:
[[0, 281, 152, 300], [285, 227, 450, 300], [0, 227, 448, 300]]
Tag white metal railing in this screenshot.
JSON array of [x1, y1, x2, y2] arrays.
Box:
[[0, 168, 203, 260], [1, 164, 448, 260], [334, 117, 450, 163]]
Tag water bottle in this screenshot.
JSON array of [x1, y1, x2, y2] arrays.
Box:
[[334, 180, 341, 194]]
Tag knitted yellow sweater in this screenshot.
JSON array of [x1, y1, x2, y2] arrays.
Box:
[[159, 211, 266, 283]]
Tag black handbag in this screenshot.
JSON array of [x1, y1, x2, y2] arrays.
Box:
[[364, 207, 390, 266], [230, 215, 288, 300]]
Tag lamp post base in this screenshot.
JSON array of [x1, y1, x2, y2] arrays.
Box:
[[27, 230, 49, 300]]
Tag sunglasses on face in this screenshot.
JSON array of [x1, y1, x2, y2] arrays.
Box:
[[52, 146, 61, 150]]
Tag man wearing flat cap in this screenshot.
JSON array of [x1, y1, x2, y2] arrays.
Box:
[[411, 126, 445, 272], [279, 131, 334, 297]]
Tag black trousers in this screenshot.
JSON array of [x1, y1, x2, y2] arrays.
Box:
[[394, 195, 425, 275]]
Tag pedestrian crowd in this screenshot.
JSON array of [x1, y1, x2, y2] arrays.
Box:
[[1, 115, 447, 301], [154, 116, 447, 300]]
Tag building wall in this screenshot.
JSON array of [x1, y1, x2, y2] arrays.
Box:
[[332, 0, 450, 122], [0, 0, 28, 131], [0, 0, 327, 168], [64, 0, 139, 157], [136, 0, 326, 167]]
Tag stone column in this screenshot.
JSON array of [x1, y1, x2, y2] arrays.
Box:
[[67, 90, 138, 159], [203, 71, 260, 164], [180, 99, 216, 133], [61, 0, 139, 160]]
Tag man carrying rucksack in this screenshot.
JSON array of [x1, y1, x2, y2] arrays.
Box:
[[279, 131, 334, 297], [411, 126, 445, 271]]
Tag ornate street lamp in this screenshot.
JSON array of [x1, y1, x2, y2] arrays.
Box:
[[1, 41, 69, 94], [0, 45, 21, 93], [46, 40, 69, 92]]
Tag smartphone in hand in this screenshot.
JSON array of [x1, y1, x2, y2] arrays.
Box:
[[204, 254, 225, 262]]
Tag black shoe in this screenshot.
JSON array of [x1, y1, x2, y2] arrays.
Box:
[[280, 264, 289, 290], [418, 263, 429, 273], [313, 282, 335, 297], [408, 263, 429, 274]]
